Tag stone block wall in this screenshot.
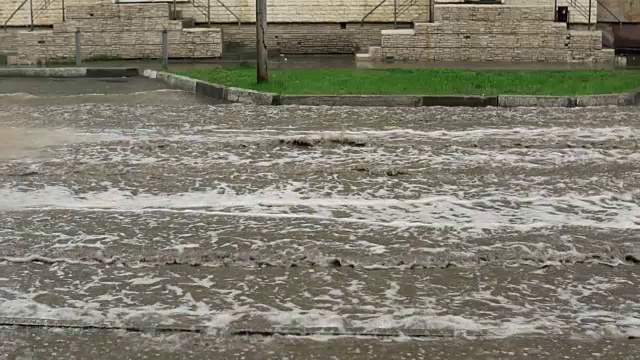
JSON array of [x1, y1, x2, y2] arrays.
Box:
[[174, 0, 429, 24], [219, 23, 388, 55], [1, 0, 430, 26], [371, 5, 614, 63], [0, 0, 597, 27], [15, 3, 222, 63], [0, 29, 20, 54]]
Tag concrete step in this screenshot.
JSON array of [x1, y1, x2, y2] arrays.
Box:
[[435, 4, 555, 23]]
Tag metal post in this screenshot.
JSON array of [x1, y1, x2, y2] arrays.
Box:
[[393, 0, 397, 28], [75, 29, 81, 65], [62, 0, 65, 22], [554, 0, 557, 21], [29, 0, 33, 31], [161, 30, 168, 68], [256, 0, 268, 83], [587, 0, 592, 30], [429, 0, 434, 23], [207, 0, 211, 27]]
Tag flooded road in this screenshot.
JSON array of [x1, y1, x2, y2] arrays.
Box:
[[0, 77, 638, 359]]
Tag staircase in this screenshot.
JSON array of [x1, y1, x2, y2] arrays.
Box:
[[3, 0, 59, 30], [566, 0, 597, 25], [361, 0, 423, 26], [173, 0, 241, 26]]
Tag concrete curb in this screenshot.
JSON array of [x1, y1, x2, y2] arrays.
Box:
[[422, 96, 498, 107], [142, 69, 197, 93], [0, 67, 138, 78], [0, 68, 87, 78], [5, 67, 637, 108], [140, 69, 640, 108], [85, 68, 139, 78], [498, 95, 575, 108], [575, 92, 637, 107], [226, 87, 280, 105], [280, 95, 421, 107]]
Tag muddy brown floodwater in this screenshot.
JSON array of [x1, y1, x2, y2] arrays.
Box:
[[0, 77, 638, 359]]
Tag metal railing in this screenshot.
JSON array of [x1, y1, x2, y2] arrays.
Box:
[[360, 0, 422, 27], [361, 0, 387, 26], [3, 0, 65, 31], [564, 0, 623, 29], [3, 0, 30, 30], [183, 0, 241, 27]]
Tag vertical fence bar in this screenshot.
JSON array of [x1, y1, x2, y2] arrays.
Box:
[[75, 29, 81, 65], [62, 0, 65, 21], [554, 0, 557, 21], [429, 0, 434, 23], [29, 0, 34, 31], [207, 0, 211, 27], [587, 0, 592, 30], [393, 0, 397, 28], [161, 30, 168, 68]]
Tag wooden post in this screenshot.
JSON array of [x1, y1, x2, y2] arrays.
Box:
[[75, 29, 81, 65], [256, 0, 268, 83], [161, 30, 168, 69], [429, 0, 434, 23]]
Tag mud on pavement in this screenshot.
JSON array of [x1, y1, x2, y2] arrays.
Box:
[[0, 77, 638, 359]]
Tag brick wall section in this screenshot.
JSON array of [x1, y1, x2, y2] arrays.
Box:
[[373, 5, 614, 63], [219, 23, 389, 54], [15, 3, 222, 63]]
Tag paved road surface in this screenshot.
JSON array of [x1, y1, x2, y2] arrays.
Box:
[[0, 77, 638, 359]]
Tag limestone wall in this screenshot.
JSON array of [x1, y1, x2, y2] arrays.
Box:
[[220, 23, 388, 55], [0, 0, 598, 28], [373, 5, 614, 63], [0, 29, 19, 54], [1, 0, 430, 26], [178, 0, 430, 24], [15, 3, 222, 63]]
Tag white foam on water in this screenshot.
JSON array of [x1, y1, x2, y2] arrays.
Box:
[[1, 185, 639, 230]]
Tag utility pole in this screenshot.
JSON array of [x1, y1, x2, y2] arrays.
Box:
[[256, 0, 268, 83]]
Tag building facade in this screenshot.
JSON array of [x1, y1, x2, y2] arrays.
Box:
[[0, 0, 619, 64]]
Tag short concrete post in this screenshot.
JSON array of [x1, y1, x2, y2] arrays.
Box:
[[161, 30, 168, 68], [75, 29, 81, 65]]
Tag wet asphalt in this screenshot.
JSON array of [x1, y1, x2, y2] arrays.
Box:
[[0, 76, 638, 359]]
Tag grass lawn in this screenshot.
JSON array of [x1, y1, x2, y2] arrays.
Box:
[[177, 67, 640, 96]]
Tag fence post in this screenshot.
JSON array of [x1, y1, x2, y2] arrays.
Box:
[[161, 30, 168, 68], [75, 29, 81, 65], [207, 0, 211, 27], [554, 0, 557, 21], [62, 0, 65, 21]]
